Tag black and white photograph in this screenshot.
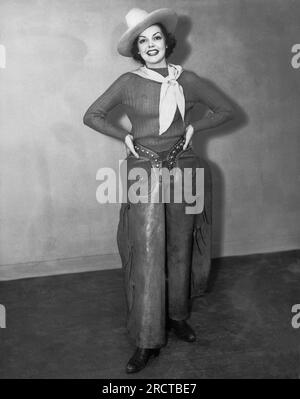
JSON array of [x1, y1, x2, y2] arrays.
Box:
[[0, 0, 299, 382]]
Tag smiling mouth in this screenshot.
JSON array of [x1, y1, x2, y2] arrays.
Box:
[[147, 50, 159, 56]]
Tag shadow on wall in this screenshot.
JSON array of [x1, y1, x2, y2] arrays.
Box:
[[102, 14, 248, 260], [171, 15, 248, 259]]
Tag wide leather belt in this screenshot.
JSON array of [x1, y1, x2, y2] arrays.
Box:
[[133, 136, 188, 170]]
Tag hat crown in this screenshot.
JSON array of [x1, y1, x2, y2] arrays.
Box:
[[125, 8, 150, 29], [118, 8, 177, 57]]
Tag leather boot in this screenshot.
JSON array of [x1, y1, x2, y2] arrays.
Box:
[[126, 347, 161, 374], [166, 319, 196, 342]]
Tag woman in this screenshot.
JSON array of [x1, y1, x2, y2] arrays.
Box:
[[83, 7, 234, 373]]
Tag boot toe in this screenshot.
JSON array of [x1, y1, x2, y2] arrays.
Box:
[[125, 348, 160, 374], [167, 319, 196, 342]]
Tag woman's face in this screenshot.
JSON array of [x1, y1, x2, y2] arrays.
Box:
[[137, 24, 167, 68]]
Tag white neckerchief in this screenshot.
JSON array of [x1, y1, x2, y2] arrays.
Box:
[[131, 63, 185, 135]]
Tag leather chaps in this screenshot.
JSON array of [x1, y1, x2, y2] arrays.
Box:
[[117, 136, 212, 348]]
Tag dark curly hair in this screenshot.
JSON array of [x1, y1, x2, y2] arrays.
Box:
[[130, 23, 177, 66]]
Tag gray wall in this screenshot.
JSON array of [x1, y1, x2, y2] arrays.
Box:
[[0, 0, 299, 266]]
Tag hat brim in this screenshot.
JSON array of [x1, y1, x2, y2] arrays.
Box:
[[117, 8, 178, 57]]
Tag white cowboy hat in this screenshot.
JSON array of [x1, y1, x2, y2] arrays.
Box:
[[117, 8, 178, 57]]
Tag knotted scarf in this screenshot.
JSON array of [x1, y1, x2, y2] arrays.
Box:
[[131, 63, 185, 135]]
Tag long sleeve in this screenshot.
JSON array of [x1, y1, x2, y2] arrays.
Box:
[[83, 73, 130, 141], [186, 71, 234, 132]]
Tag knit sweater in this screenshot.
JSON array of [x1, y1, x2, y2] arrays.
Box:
[[83, 66, 234, 152]]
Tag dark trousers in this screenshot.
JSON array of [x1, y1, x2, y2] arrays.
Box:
[[117, 137, 212, 348]]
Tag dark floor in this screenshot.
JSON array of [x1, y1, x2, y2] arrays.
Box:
[[0, 250, 300, 379]]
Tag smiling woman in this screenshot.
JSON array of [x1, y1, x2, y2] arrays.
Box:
[[83, 7, 234, 374], [130, 23, 177, 68], [138, 25, 167, 67]]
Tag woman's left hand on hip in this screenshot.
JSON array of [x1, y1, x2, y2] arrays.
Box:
[[183, 124, 194, 150]]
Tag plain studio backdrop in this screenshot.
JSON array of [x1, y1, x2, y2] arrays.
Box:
[[0, 0, 299, 277]]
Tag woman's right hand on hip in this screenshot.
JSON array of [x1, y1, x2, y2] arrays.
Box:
[[125, 134, 139, 158]]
